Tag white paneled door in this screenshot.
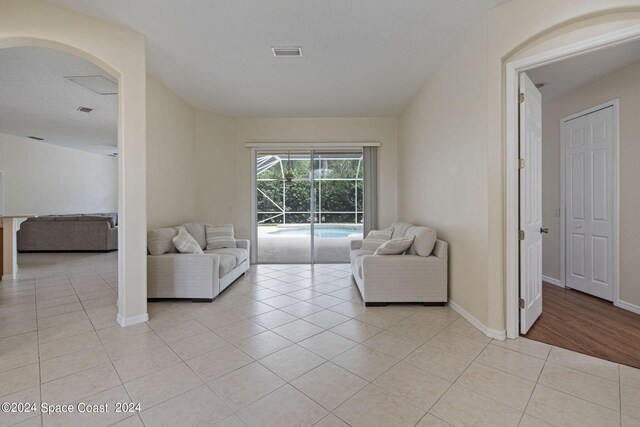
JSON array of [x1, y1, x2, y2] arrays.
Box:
[[519, 73, 543, 334], [564, 105, 615, 301]]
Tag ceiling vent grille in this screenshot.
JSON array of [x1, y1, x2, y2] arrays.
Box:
[[272, 47, 302, 57], [77, 106, 93, 113]]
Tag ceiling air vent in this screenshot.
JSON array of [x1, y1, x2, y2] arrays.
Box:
[[272, 47, 302, 57], [77, 106, 93, 113], [27, 136, 44, 141]]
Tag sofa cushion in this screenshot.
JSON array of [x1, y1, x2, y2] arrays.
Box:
[[374, 236, 415, 255], [148, 227, 179, 255], [391, 222, 412, 239], [78, 215, 115, 227], [350, 249, 374, 264], [173, 226, 204, 254], [405, 226, 437, 257], [205, 247, 247, 265], [217, 254, 237, 276], [86, 213, 118, 226], [54, 215, 81, 221], [182, 223, 207, 249], [205, 224, 236, 249], [361, 228, 392, 251]]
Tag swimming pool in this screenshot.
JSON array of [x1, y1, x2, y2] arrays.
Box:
[[267, 225, 362, 238]]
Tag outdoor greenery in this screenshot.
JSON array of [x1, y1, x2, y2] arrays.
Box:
[[257, 155, 363, 224]]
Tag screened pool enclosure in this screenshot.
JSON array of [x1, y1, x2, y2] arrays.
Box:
[[255, 150, 367, 263]]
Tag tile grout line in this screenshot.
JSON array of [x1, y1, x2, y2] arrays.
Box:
[[12, 257, 635, 426], [411, 334, 493, 426], [618, 364, 622, 427]]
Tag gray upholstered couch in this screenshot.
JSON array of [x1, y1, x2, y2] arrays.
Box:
[[147, 222, 249, 302], [17, 213, 118, 252], [350, 222, 448, 306]]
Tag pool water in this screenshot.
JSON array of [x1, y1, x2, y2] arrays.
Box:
[[268, 225, 362, 238]]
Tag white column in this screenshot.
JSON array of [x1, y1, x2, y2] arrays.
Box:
[[1, 216, 30, 281]]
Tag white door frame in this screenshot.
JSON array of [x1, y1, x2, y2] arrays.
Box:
[[505, 24, 640, 339], [560, 100, 619, 302]]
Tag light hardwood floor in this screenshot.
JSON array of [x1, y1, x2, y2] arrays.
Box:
[[525, 282, 640, 369]]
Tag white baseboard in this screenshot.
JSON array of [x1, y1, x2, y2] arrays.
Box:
[[448, 299, 506, 340], [117, 312, 149, 327], [614, 299, 640, 316], [542, 275, 563, 287]]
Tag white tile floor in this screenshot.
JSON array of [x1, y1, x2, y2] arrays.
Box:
[[1, 252, 639, 426]]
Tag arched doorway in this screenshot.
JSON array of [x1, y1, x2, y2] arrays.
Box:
[[0, 0, 148, 327]]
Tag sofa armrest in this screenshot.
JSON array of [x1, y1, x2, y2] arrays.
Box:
[[431, 240, 447, 260], [235, 239, 250, 251], [147, 253, 220, 299], [361, 254, 447, 303], [350, 239, 363, 250]]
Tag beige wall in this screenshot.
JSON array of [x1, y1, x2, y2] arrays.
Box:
[[0, 132, 117, 215], [194, 110, 238, 226], [398, 0, 640, 333], [541, 59, 640, 308], [398, 16, 490, 327], [146, 77, 197, 229], [0, 0, 148, 323], [153, 106, 398, 246], [234, 118, 398, 239]]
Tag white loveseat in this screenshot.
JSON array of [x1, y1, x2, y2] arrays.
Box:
[[350, 222, 448, 306], [146, 222, 249, 301]]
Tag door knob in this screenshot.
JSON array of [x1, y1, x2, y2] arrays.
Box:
[[540, 228, 549, 234]]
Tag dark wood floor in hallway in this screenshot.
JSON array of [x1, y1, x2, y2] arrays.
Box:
[[525, 282, 640, 369]]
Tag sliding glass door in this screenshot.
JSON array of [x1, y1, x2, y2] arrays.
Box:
[[312, 151, 363, 262], [255, 149, 365, 264], [256, 151, 312, 263]]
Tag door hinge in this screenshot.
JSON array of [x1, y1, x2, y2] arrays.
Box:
[[519, 93, 525, 103], [519, 158, 525, 169], [519, 230, 525, 240], [519, 298, 525, 309]]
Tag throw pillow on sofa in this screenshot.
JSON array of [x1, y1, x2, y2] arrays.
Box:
[[147, 227, 179, 255], [173, 226, 204, 254], [206, 224, 237, 249], [374, 236, 415, 255], [361, 227, 393, 251]]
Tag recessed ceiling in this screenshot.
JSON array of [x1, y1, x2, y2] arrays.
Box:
[[46, 0, 504, 117], [0, 46, 117, 155], [528, 38, 640, 104]]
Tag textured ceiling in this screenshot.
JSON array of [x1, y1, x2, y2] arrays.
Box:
[[46, 0, 504, 117], [0, 46, 117, 155], [528, 38, 640, 104]]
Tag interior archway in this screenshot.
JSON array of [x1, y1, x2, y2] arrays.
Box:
[[0, 0, 148, 327]]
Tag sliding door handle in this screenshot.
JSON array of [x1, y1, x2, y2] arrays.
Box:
[[540, 228, 549, 234]]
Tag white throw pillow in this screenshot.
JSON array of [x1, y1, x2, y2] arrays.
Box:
[[205, 224, 236, 249], [173, 226, 204, 254], [361, 227, 393, 251], [374, 236, 415, 255], [147, 227, 178, 255]]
